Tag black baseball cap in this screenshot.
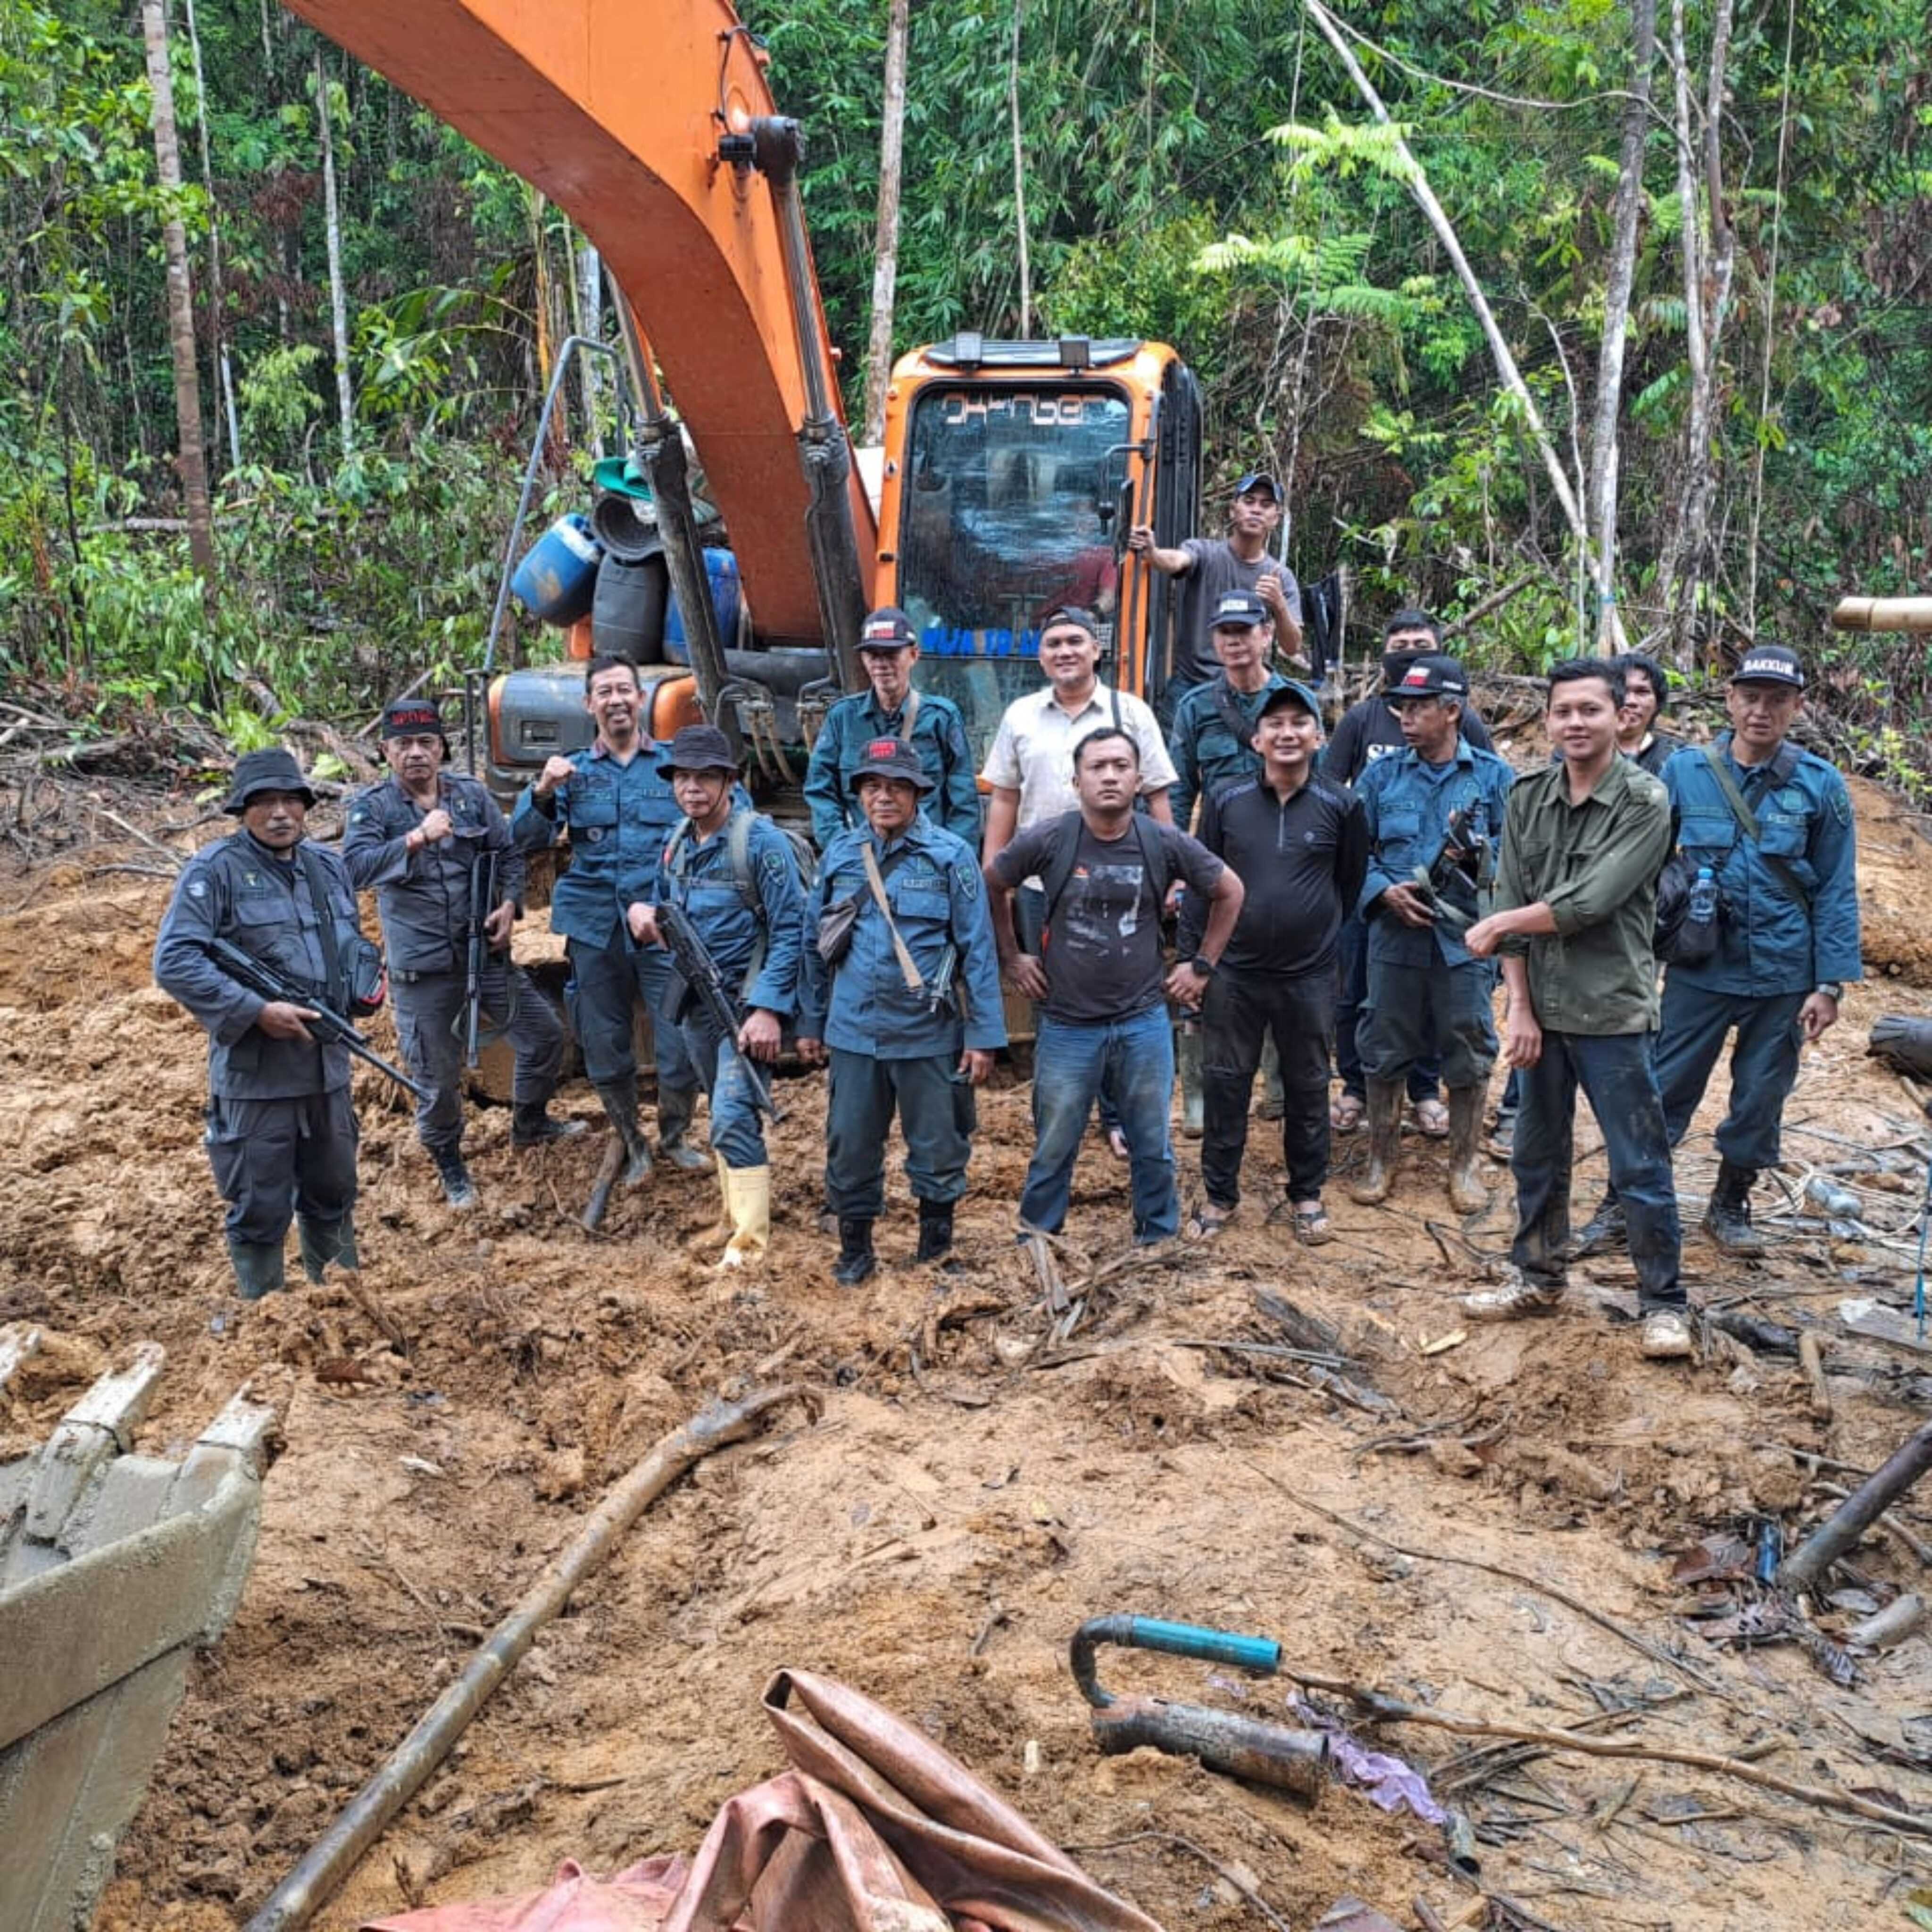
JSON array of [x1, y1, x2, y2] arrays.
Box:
[[851, 737, 934, 794], [1039, 605, 1100, 638], [1388, 654, 1469, 700], [1730, 643, 1805, 689], [1210, 590, 1270, 631], [858, 606, 919, 651], [1233, 471, 1282, 502], [1257, 678, 1324, 720]]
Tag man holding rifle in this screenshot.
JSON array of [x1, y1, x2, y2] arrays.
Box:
[[154, 748, 380, 1299], [344, 698, 581, 1211], [653, 724, 806, 1268]]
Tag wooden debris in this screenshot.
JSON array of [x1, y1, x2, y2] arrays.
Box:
[[1777, 1418, 1932, 1593], [1797, 1331, 1834, 1421]]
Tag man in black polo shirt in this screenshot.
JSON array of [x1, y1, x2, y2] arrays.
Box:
[[1184, 680, 1366, 1243]]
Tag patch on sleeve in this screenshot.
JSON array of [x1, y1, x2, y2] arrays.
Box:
[[188, 879, 208, 897], [1829, 784, 1852, 827], [952, 861, 981, 900]]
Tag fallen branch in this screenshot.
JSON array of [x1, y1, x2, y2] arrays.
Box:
[[1249, 1469, 1733, 1696], [1809, 1482, 1932, 1568], [1777, 1419, 1932, 1593], [242, 1382, 800, 1932], [1287, 1667, 1932, 1840]]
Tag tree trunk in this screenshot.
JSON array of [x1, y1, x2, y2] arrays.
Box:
[[140, 0, 217, 595], [1585, 0, 1656, 642], [861, 0, 911, 446], [315, 45, 354, 459], [572, 229, 605, 459], [181, 0, 231, 473], [1008, 0, 1031, 336]]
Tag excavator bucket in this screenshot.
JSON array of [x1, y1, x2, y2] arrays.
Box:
[[0, 1331, 273, 1932]]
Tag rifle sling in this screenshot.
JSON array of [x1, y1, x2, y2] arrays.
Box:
[[1700, 741, 1812, 920], [860, 842, 927, 993]]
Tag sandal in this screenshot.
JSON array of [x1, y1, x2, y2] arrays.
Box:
[[1330, 1091, 1365, 1133], [1290, 1201, 1334, 1245], [1185, 1205, 1232, 1241], [1412, 1096, 1449, 1138]]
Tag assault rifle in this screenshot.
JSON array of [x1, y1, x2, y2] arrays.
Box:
[[923, 941, 960, 1018], [655, 900, 783, 1124], [460, 836, 501, 1069], [1411, 805, 1488, 932], [206, 937, 433, 1102]]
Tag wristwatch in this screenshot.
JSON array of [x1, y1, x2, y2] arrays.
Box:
[[1186, 957, 1217, 981], [1815, 982, 1843, 1001]]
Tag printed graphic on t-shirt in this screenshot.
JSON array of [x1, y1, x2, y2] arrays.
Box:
[[1063, 861, 1147, 951]]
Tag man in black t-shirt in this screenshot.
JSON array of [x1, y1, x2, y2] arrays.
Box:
[[987, 727, 1244, 1244]]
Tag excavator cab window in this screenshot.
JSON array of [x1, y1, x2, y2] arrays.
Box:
[[896, 383, 1133, 769]]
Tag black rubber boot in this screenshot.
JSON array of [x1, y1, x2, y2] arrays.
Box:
[[594, 1080, 653, 1187], [433, 1146, 478, 1209], [510, 1100, 588, 1148], [1703, 1159, 1767, 1256], [915, 1200, 955, 1264], [1569, 1195, 1627, 1257], [298, 1215, 359, 1284], [655, 1084, 712, 1171], [226, 1238, 286, 1301], [833, 1216, 877, 1287]]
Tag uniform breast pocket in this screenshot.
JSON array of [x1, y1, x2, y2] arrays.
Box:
[[1678, 811, 1739, 855], [1377, 808, 1423, 851], [567, 787, 619, 842], [1757, 811, 1807, 857], [894, 884, 952, 936]]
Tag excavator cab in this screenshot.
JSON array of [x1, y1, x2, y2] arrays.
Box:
[[877, 337, 1202, 767]]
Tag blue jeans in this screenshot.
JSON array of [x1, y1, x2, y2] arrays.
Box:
[[1511, 1028, 1682, 1310], [1021, 1008, 1177, 1241], [677, 1006, 768, 1170]]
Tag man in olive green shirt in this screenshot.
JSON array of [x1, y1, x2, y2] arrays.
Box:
[[1465, 658, 1690, 1362]]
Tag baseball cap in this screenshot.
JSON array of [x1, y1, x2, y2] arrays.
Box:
[[1234, 471, 1282, 501], [665, 723, 740, 774], [851, 737, 934, 793], [224, 747, 316, 814], [1257, 679, 1324, 720], [858, 606, 918, 651], [1389, 654, 1470, 700], [1210, 590, 1270, 631], [1729, 643, 1805, 689], [1039, 605, 1099, 638]]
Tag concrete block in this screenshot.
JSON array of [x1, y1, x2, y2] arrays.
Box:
[[25, 1343, 167, 1543], [0, 1323, 42, 1394]]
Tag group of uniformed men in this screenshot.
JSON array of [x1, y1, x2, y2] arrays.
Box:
[[155, 468, 1862, 1364]]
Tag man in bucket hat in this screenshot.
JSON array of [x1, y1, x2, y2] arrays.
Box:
[[803, 606, 981, 849], [344, 697, 583, 1210], [154, 747, 369, 1298], [798, 738, 1006, 1284]]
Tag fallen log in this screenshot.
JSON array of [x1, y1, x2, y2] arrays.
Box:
[[1777, 1418, 1932, 1594], [243, 1382, 800, 1932]]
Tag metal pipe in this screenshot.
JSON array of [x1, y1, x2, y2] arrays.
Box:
[[1777, 1417, 1932, 1594], [1831, 596, 1932, 633], [242, 1384, 798, 1932]]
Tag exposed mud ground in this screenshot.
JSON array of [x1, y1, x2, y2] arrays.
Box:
[[5, 773, 1932, 1932]]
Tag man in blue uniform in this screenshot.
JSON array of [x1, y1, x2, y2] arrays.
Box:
[[656, 724, 807, 1268], [511, 654, 711, 1198], [344, 699, 582, 1209], [802, 606, 981, 849], [798, 739, 1007, 1283], [1574, 643, 1861, 1257], [1352, 656, 1516, 1213], [154, 748, 368, 1299]]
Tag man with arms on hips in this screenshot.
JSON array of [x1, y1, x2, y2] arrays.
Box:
[[987, 727, 1243, 1247], [1463, 659, 1692, 1363]]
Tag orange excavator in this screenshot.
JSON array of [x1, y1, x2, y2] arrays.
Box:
[[283, 0, 1205, 795]]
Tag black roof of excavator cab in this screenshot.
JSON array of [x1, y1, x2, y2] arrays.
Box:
[[921, 334, 1146, 371]]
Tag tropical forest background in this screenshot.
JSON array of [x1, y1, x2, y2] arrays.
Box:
[[2, 0, 1928, 784]]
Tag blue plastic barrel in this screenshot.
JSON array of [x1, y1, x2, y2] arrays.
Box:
[[662, 549, 743, 665], [511, 514, 603, 625]]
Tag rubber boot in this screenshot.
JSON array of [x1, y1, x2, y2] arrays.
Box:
[[1348, 1078, 1405, 1205], [719, 1164, 771, 1269], [1703, 1159, 1767, 1256], [433, 1146, 478, 1210], [655, 1084, 712, 1172], [594, 1079, 653, 1187], [226, 1238, 286, 1301], [833, 1216, 877, 1286], [915, 1199, 955, 1264], [1569, 1195, 1626, 1258], [1176, 1024, 1204, 1140], [298, 1214, 359, 1284], [1445, 1085, 1490, 1214], [510, 1099, 588, 1149]]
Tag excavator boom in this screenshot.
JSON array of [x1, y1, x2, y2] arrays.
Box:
[[284, 0, 876, 649]]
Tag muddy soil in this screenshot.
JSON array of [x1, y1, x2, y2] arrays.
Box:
[[5, 784, 1932, 1932]]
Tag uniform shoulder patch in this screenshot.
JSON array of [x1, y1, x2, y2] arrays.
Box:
[[952, 861, 981, 900]]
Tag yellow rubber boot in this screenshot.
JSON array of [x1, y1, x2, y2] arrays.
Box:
[[719, 1163, 772, 1269]]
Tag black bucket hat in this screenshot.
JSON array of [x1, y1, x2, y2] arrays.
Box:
[[224, 747, 316, 815]]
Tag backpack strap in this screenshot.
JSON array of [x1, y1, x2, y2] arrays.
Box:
[[1038, 809, 1172, 937], [1700, 741, 1813, 920], [297, 844, 346, 1009], [896, 689, 921, 743], [1210, 676, 1255, 751]]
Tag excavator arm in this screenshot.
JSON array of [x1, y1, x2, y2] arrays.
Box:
[[284, 0, 876, 652]]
